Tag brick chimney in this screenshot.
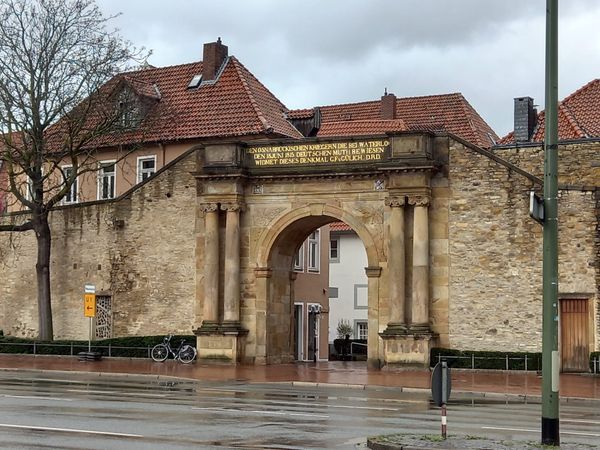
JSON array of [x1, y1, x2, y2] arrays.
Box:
[[202, 38, 228, 82], [381, 91, 397, 119], [514, 97, 537, 142]]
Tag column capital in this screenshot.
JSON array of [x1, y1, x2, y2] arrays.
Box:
[[385, 196, 406, 208], [408, 195, 430, 207], [199, 202, 219, 213], [221, 202, 245, 212], [254, 267, 272, 278], [365, 266, 382, 278]]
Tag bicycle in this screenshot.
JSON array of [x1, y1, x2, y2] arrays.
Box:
[[151, 335, 197, 364]]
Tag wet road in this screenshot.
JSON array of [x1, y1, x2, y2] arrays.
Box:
[[0, 371, 598, 449]]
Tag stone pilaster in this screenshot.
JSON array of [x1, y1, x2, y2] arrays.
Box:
[[409, 195, 430, 332], [222, 202, 244, 329], [382, 196, 407, 335], [200, 203, 219, 331]]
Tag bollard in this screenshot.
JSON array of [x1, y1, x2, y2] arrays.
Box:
[[70, 342, 73, 356], [506, 354, 509, 370], [108, 343, 112, 358], [525, 354, 528, 372]]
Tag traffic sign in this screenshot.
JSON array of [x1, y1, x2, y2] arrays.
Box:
[[84, 293, 96, 317], [431, 360, 451, 407]]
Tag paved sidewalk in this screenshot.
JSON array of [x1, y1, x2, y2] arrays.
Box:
[[0, 354, 599, 400]]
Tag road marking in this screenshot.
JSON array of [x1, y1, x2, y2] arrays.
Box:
[[1, 395, 72, 402], [192, 407, 329, 419], [482, 426, 600, 438], [66, 389, 167, 398], [562, 419, 600, 425], [0, 423, 142, 438]]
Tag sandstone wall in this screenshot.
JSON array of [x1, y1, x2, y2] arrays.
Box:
[[449, 141, 599, 352], [0, 152, 197, 339]]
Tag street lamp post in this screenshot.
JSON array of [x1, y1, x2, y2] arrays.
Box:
[[541, 0, 560, 446]]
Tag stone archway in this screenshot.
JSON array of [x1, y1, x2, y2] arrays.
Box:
[[193, 135, 442, 368], [253, 204, 382, 367]]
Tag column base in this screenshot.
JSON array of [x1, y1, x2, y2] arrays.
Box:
[[379, 331, 436, 367], [193, 322, 248, 364], [380, 322, 409, 336]]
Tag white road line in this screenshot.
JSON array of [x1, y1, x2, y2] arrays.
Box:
[[1, 395, 72, 402], [562, 419, 600, 425], [191, 406, 329, 419], [67, 389, 117, 394], [482, 426, 600, 438], [66, 389, 167, 398], [0, 423, 142, 438]]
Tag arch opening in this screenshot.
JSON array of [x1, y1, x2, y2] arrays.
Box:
[[260, 213, 377, 366]]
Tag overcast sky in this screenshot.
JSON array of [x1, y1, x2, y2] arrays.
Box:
[[96, 0, 600, 138]]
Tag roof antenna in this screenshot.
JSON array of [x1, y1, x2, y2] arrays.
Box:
[[384, 87, 388, 96]]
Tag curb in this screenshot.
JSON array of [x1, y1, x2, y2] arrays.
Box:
[[1, 366, 599, 404]]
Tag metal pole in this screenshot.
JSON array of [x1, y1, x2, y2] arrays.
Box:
[[441, 361, 448, 439], [542, 0, 560, 445], [88, 317, 92, 353]]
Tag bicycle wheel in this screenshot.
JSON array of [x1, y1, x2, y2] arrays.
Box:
[[178, 345, 196, 364], [151, 344, 169, 362]]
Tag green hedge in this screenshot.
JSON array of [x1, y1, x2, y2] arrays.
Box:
[[430, 348, 542, 371], [0, 335, 197, 358]]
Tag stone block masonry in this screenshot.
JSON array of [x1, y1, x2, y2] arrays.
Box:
[[0, 154, 197, 340]]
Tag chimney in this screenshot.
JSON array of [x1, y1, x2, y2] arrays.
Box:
[[202, 38, 228, 82], [514, 97, 537, 142], [381, 91, 397, 119]]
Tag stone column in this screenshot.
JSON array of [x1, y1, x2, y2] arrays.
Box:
[[409, 195, 430, 332], [384, 196, 406, 332], [365, 266, 382, 369], [222, 202, 243, 327], [201, 203, 219, 329]]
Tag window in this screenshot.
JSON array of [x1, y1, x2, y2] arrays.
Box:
[[329, 237, 339, 263], [62, 166, 78, 204], [355, 321, 368, 340], [117, 88, 140, 129], [98, 161, 116, 200], [137, 156, 156, 183], [293, 243, 304, 272], [354, 284, 368, 310], [308, 229, 320, 272]]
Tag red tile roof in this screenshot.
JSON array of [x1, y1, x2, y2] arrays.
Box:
[[92, 56, 303, 147], [498, 79, 600, 145], [290, 93, 498, 148], [329, 221, 352, 231], [318, 119, 407, 137]]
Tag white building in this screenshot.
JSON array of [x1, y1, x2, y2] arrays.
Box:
[[328, 222, 368, 345]]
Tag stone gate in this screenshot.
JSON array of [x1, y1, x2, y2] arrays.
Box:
[[193, 133, 449, 368]]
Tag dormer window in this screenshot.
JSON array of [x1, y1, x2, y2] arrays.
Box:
[[117, 88, 140, 129], [187, 74, 202, 89]]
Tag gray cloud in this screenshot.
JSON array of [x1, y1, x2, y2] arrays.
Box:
[[97, 0, 600, 137]]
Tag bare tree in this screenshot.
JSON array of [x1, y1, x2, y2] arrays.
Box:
[[0, 0, 150, 340]]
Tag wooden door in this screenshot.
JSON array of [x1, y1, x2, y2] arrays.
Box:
[[560, 299, 589, 372]]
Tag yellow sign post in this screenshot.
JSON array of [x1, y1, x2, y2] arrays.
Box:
[[84, 293, 96, 318], [84, 284, 96, 354]]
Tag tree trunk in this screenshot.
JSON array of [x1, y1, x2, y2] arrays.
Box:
[[34, 213, 53, 341]]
